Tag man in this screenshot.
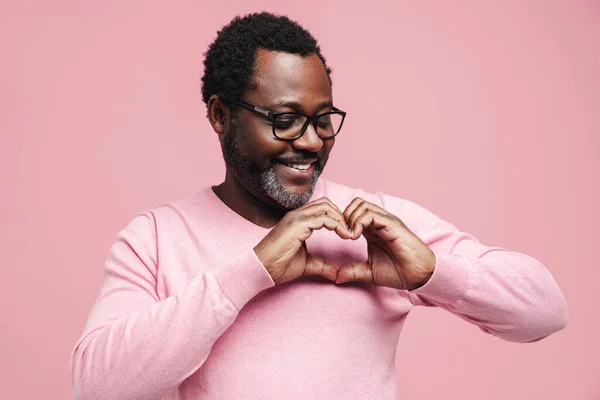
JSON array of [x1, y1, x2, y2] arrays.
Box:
[[70, 12, 568, 400]]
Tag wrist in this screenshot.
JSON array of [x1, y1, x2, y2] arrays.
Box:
[[253, 245, 279, 284], [409, 249, 436, 290]]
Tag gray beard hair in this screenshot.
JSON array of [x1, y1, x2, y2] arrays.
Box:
[[222, 118, 323, 210]]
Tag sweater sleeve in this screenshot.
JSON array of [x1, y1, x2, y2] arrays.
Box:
[[69, 212, 275, 400], [376, 192, 568, 343]]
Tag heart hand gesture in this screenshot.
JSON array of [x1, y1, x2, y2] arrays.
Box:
[[254, 197, 435, 291]]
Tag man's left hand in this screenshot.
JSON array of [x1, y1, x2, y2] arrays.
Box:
[[335, 198, 436, 291]]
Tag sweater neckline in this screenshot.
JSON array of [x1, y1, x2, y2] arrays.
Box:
[[201, 178, 326, 237]]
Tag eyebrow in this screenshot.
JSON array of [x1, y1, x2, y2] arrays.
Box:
[[268, 100, 333, 113]]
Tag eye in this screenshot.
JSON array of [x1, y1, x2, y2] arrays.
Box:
[[274, 115, 302, 129], [317, 115, 332, 128]]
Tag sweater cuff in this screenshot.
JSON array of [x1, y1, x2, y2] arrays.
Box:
[[409, 252, 470, 305], [213, 249, 275, 310]]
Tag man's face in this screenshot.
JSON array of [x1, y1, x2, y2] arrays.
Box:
[[221, 49, 335, 210]]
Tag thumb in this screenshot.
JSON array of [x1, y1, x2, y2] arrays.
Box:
[[303, 254, 338, 282], [335, 262, 374, 285]]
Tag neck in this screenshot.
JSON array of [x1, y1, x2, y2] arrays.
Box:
[[212, 172, 287, 229]]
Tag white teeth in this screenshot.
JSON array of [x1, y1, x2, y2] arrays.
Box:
[[289, 163, 310, 170]]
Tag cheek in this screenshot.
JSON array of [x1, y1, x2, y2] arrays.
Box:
[[242, 125, 289, 159], [322, 138, 335, 156]]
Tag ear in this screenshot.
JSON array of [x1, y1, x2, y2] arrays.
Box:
[[207, 95, 229, 136]]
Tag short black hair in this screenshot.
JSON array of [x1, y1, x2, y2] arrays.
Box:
[[201, 12, 332, 112]]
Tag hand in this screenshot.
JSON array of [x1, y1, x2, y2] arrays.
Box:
[[335, 198, 436, 291], [254, 198, 352, 284]]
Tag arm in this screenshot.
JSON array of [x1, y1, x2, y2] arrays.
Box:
[[69, 212, 275, 400], [379, 193, 568, 343]]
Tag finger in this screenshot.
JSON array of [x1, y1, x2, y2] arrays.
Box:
[[347, 199, 392, 237], [301, 202, 351, 238], [351, 209, 390, 240], [318, 198, 350, 230], [347, 202, 387, 239], [304, 198, 347, 224], [304, 254, 338, 281], [342, 197, 365, 223], [307, 197, 346, 217], [302, 196, 334, 207], [335, 262, 374, 285], [347, 200, 387, 231], [345, 198, 394, 232], [357, 200, 388, 215], [346, 200, 369, 234], [299, 213, 351, 241]]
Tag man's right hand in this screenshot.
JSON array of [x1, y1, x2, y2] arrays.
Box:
[[253, 197, 352, 284]]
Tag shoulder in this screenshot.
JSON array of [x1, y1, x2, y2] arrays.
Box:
[[119, 189, 211, 240]]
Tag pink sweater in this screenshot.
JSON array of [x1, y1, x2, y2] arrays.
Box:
[[70, 178, 567, 399]]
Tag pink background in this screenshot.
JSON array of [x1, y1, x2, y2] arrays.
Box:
[[1, 1, 599, 399]]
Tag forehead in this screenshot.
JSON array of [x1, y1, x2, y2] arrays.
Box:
[[246, 49, 332, 111]]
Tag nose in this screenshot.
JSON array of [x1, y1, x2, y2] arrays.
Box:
[[292, 123, 323, 152]]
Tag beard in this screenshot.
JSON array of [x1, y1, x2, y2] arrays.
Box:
[[221, 119, 326, 210]]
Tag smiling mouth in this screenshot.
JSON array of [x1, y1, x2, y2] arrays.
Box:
[[274, 160, 317, 177], [284, 162, 311, 170], [274, 159, 317, 171]]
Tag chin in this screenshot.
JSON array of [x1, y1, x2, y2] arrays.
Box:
[[258, 166, 322, 210], [267, 185, 313, 210]]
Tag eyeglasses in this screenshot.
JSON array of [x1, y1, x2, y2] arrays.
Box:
[[235, 100, 346, 141]]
